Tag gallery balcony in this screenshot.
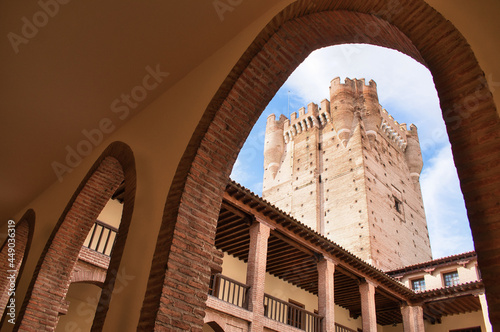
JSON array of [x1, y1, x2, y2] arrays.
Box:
[[208, 273, 324, 332]]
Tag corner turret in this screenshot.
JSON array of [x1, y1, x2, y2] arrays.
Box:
[[330, 77, 355, 146], [330, 77, 382, 146], [264, 114, 286, 179], [362, 79, 382, 142], [405, 124, 423, 185]]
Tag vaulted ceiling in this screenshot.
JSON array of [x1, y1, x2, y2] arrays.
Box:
[[1, 0, 499, 220]]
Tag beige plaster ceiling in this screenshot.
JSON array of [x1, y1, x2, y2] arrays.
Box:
[[1, 0, 499, 220]]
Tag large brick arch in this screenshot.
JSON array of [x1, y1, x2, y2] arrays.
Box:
[[140, 1, 500, 330], [15, 142, 136, 331], [0, 209, 34, 322]]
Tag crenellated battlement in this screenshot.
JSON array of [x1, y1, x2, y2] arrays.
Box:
[[330, 77, 378, 96], [329, 77, 380, 145], [283, 102, 329, 143], [266, 93, 418, 151], [265, 101, 333, 144], [380, 109, 408, 150], [264, 78, 423, 181]]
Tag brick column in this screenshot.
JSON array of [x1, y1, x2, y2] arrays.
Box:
[[246, 219, 271, 332], [317, 257, 335, 332], [359, 280, 377, 332], [401, 304, 425, 332]]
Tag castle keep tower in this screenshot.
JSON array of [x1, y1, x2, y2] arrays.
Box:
[[262, 77, 432, 271]]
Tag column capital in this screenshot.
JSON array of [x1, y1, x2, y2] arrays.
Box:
[[317, 256, 336, 276], [360, 278, 379, 288], [401, 303, 423, 309], [253, 216, 276, 231], [318, 254, 341, 265]]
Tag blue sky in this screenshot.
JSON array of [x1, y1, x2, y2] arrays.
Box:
[[230, 44, 475, 259]]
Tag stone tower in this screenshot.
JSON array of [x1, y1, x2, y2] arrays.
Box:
[[262, 77, 432, 271]]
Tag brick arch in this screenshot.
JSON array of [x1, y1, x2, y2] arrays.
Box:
[[0, 209, 35, 321], [140, 1, 500, 330], [205, 322, 225, 332], [70, 263, 107, 287], [15, 141, 136, 331]]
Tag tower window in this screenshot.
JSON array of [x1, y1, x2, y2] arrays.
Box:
[[411, 278, 426, 292], [394, 196, 403, 213]]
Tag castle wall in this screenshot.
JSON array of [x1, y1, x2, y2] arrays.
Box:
[[321, 120, 372, 262], [362, 122, 432, 270], [263, 78, 432, 270], [263, 106, 323, 231]]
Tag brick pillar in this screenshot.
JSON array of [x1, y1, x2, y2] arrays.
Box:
[[246, 219, 271, 332], [401, 304, 425, 332], [359, 280, 377, 332], [317, 257, 335, 332]]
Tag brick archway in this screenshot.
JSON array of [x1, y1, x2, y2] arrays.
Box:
[[15, 142, 136, 331], [0, 209, 35, 322], [206, 322, 225, 332], [70, 262, 107, 287], [140, 1, 500, 330]]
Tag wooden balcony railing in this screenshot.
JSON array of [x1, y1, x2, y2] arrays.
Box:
[[207, 275, 357, 332], [209, 274, 250, 309], [83, 220, 118, 256], [335, 323, 358, 332], [264, 293, 322, 332]]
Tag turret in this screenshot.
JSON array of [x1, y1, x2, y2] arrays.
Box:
[[405, 124, 423, 184], [330, 77, 355, 146], [264, 114, 286, 179], [362, 79, 382, 142]]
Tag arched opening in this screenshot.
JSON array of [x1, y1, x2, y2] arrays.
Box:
[[203, 321, 225, 332], [55, 283, 102, 332], [139, 2, 500, 330], [232, 43, 473, 261], [0, 209, 35, 323], [15, 142, 136, 331]]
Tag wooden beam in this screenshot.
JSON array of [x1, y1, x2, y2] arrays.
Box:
[[270, 230, 318, 257]]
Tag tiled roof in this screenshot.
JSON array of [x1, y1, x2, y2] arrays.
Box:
[[386, 251, 477, 277]]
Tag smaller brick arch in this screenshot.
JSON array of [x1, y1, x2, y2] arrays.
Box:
[[205, 321, 225, 332], [15, 142, 136, 331], [0, 209, 35, 322], [70, 260, 107, 287]]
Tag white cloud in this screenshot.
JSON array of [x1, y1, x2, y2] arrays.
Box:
[[420, 144, 474, 258], [230, 158, 249, 185]]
